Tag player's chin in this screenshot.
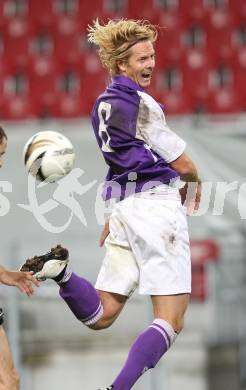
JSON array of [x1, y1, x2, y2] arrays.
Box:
[[139, 77, 151, 87]]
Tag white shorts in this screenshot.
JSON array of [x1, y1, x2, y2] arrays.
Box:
[[95, 185, 191, 296]]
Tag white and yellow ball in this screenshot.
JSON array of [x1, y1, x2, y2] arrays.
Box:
[[23, 131, 75, 182]]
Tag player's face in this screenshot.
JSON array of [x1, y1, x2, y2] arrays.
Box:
[[0, 137, 7, 168], [118, 40, 155, 88]]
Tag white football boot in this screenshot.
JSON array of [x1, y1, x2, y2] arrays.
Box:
[[20, 245, 69, 281], [98, 387, 114, 390]]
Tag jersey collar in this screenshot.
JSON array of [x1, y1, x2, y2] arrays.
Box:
[[111, 75, 145, 92]]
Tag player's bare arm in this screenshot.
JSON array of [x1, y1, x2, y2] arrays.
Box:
[[0, 265, 39, 296], [170, 152, 201, 210], [170, 152, 199, 182]]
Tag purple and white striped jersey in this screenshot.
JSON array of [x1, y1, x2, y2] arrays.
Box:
[[91, 75, 186, 200]]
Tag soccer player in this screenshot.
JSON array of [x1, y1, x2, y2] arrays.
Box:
[[0, 126, 39, 390], [21, 20, 201, 390]]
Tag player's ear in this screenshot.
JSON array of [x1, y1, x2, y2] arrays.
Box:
[[117, 60, 127, 73]]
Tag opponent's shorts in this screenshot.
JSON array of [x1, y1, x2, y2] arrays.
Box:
[[95, 185, 191, 296]]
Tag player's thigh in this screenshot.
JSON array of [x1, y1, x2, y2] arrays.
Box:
[[151, 294, 190, 332], [121, 196, 191, 296], [95, 209, 139, 298]]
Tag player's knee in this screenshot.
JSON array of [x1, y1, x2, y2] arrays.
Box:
[[161, 315, 184, 334], [88, 317, 113, 331], [88, 314, 116, 330], [172, 318, 185, 334], [88, 323, 105, 331]]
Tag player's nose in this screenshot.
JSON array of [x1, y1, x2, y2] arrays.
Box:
[[147, 58, 155, 69]]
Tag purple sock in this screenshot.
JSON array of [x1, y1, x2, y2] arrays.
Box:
[[59, 272, 103, 326], [112, 319, 176, 390]]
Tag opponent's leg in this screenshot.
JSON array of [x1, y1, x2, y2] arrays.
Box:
[[101, 294, 190, 390], [0, 326, 19, 390]]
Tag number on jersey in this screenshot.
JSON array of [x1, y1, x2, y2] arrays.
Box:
[[98, 101, 114, 153]]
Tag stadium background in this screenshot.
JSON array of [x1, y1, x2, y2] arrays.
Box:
[[0, 0, 246, 389]]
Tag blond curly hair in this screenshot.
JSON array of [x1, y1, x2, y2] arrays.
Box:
[[87, 19, 158, 76]]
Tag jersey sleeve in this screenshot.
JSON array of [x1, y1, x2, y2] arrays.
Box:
[[139, 121, 186, 163], [136, 92, 186, 163]]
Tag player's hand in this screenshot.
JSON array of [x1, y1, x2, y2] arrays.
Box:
[[99, 221, 110, 247], [180, 181, 201, 214], [0, 269, 39, 296], [194, 181, 201, 210], [179, 182, 188, 205]]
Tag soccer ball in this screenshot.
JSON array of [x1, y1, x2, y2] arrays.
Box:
[[23, 131, 75, 183]]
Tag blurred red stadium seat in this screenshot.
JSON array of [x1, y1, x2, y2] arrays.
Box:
[[83, 49, 105, 77], [206, 8, 235, 61], [102, 0, 128, 20], [207, 87, 244, 113], [229, 0, 246, 24], [155, 22, 185, 65], [3, 17, 31, 67], [152, 64, 182, 95], [1, 0, 29, 23], [51, 57, 108, 117], [151, 66, 193, 114], [53, 15, 83, 65], [158, 9, 180, 30], [182, 49, 211, 103], [182, 24, 207, 50], [78, 0, 104, 29], [127, 0, 158, 20], [52, 93, 83, 118], [29, 0, 57, 28], [80, 71, 109, 114], [0, 33, 4, 63], [232, 24, 246, 50], [29, 28, 54, 57], [158, 90, 193, 114], [1, 94, 37, 120], [0, 1, 6, 28], [0, 64, 37, 119], [179, 0, 208, 23], [0, 0, 244, 117], [28, 55, 62, 116], [0, 64, 6, 117], [232, 47, 246, 101]]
